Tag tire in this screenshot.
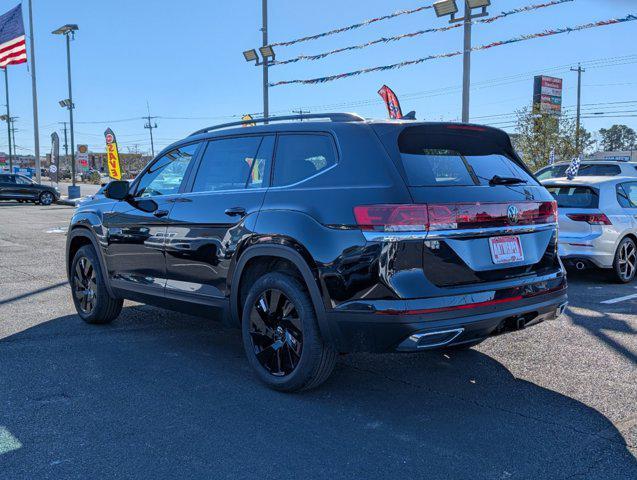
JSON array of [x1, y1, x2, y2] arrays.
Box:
[[70, 244, 123, 324], [241, 272, 337, 392], [612, 237, 637, 283], [39, 191, 54, 206]]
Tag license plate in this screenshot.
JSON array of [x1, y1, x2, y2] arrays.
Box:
[[489, 236, 524, 264]]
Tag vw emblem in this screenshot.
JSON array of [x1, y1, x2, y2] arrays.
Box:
[[507, 205, 520, 225]]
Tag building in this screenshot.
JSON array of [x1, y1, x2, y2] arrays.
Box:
[[587, 150, 637, 162]]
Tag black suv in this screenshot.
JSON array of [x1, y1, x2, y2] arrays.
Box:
[[0, 173, 59, 205], [66, 113, 567, 391]]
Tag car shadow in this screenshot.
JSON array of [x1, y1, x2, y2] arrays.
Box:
[[1, 305, 635, 479]]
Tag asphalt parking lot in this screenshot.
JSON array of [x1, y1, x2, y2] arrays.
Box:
[[0, 202, 635, 479]]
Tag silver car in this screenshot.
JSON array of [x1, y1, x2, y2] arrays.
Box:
[[536, 161, 637, 181], [542, 176, 637, 282]]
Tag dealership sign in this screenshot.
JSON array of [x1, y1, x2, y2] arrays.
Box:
[[533, 75, 563, 115], [77, 144, 89, 171]]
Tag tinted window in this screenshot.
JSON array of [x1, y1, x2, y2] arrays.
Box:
[[15, 175, 33, 185], [0, 175, 15, 183], [400, 150, 535, 187], [273, 134, 336, 186], [537, 163, 621, 180], [135, 143, 199, 197], [192, 136, 266, 192], [545, 185, 599, 208], [617, 182, 637, 208]]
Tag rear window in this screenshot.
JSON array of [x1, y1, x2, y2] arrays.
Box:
[[397, 128, 535, 187], [536, 163, 621, 180], [545, 185, 599, 208], [399, 149, 535, 187]]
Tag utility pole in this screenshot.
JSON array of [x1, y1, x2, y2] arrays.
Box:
[[59, 121, 68, 172], [262, 0, 269, 122], [143, 102, 158, 158], [571, 64, 585, 153], [292, 109, 309, 121], [3, 68, 12, 171], [10, 117, 17, 158], [461, 2, 472, 124]]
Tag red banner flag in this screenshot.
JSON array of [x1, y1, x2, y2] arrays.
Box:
[[377, 84, 403, 119]]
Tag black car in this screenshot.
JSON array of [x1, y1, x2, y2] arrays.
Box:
[[65, 113, 568, 391], [0, 173, 60, 205]]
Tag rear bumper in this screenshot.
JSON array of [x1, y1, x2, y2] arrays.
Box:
[[558, 232, 615, 269], [326, 279, 567, 353]]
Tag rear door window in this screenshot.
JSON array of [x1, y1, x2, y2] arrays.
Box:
[[273, 134, 336, 186], [192, 136, 266, 192], [545, 185, 599, 208]]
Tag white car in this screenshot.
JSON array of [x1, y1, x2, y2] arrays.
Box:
[[536, 161, 637, 181], [542, 176, 637, 282]]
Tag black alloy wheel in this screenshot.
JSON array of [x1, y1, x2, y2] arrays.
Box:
[[73, 256, 98, 314], [249, 288, 303, 376], [242, 272, 337, 391]]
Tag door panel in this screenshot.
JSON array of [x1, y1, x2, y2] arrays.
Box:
[[103, 197, 175, 291], [103, 142, 201, 295], [164, 135, 273, 301]]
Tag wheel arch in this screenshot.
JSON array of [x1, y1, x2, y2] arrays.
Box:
[[230, 244, 337, 349], [67, 226, 116, 297]]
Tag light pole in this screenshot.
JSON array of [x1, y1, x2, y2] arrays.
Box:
[[243, 0, 275, 123], [434, 0, 490, 123], [53, 24, 79, 198]]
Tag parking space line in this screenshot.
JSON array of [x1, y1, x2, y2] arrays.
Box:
[[600, 293, 637, 305]]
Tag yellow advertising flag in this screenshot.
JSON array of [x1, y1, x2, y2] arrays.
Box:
[[104, 128, 122, 180]]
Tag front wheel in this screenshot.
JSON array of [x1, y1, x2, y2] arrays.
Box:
[[612, 237, 637, 283], [39, 191, 54, 206], [70, 245, 123, 324], [241, 272, 337, 392]]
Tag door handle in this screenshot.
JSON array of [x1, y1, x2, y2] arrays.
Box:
[[153, 209, 169, 218], [225, 206, 246, 217]]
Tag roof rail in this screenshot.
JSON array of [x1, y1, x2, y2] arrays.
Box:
[[189, 112, 365, 136]]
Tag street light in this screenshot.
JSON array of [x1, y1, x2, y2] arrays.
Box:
[[434, 0, 490, 123], [243, 49, 258, 63], [53, 23, 79, 197]]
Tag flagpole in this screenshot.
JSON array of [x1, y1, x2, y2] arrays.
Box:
[[4, 68, 12, 172], [27, 0, 41, 183]]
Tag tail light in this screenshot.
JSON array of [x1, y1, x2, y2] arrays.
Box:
[[567, 213, 611, 225], [354, 201, 557, 232]]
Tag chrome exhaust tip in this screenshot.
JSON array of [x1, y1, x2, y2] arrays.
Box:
[[397, 328, 464, 352]]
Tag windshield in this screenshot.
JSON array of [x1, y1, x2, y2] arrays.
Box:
[[536, 163, 621, 180], [16, 175, 35, 185]]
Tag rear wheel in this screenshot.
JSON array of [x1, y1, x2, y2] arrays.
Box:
[[612, 237, 636, 283], [70, 245, 123, 324], [241, 272, 336, 392], [39, 191, 54, 206]]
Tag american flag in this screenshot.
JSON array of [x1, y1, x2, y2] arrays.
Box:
[[0, 5, 26, 68], [565, 155, 581, 180]]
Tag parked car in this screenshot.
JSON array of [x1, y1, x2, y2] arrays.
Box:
[[535, 160, 637, 181], [65, 113, 567, 391], [542, 176, 637, 282], [0, 173, 60, 205]]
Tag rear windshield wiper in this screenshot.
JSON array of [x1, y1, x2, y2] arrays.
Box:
[[489, 175, 527, 186]]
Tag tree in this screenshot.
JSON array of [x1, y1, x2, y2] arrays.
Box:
[[598, 125, 637, 151], [512, 108, 595, 171]]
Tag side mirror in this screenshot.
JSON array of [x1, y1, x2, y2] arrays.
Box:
[[103, 180, 130, 200]]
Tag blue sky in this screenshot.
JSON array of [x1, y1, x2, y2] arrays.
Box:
[[4, 0, 637, 156]]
